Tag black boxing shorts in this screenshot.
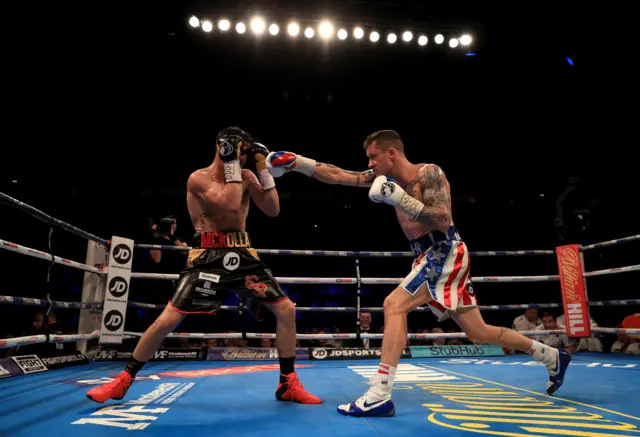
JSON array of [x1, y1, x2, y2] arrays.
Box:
[[168, 231, 288, 320]]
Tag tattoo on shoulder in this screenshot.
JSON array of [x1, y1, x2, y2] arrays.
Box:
[[424, 165, 446, 189], [421, 165, 450, 208]]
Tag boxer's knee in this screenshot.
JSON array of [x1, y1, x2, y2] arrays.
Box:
[[272, 299, 296, 326], [152, 305, 184, 335], [383, 288, 410, 317]]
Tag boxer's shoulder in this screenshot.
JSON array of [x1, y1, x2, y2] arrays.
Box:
[[421, 164, 447, 188]]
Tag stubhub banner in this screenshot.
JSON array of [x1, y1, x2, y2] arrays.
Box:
[[410, 344, 505, 358]]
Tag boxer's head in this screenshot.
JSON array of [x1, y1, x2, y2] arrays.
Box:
[[363, 130, 405, 177], [216, 126, 253, 166], [542, 312, 557, 330]]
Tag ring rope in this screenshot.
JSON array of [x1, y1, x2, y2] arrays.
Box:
[[1, 327, 637, 350], [2, 295, 638, 312], [0, 192, 108, 245], [0, 330, 100, 349], [133, 244, 557, 258], [581, 234, 640, 251], [583, 264, 640, 277], [0, 239, 102, 274], [117, 327, 640, 341], [2, 193, 638, 254]]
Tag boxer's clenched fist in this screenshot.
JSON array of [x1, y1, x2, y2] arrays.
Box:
[[369, 176, 424, 219], [218, 136, 246, 183], [266, 151, 316, 177]]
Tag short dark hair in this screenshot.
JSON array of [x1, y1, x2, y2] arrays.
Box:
[[542, 312, 555, 320], [363, 130, 404, 153]]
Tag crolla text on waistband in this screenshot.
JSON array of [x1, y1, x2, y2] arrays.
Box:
[[194, 231, 251, 249]]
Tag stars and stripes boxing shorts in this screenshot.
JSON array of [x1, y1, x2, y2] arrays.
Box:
[[399, 226, 478, 321]]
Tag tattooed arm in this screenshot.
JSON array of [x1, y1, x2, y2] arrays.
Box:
[[415, 164, 452, 229], [311, 163, 376, 187]]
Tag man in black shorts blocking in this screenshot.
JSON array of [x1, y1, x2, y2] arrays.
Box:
[[169, 230, 287, 321], [86, 126, 321, 406]]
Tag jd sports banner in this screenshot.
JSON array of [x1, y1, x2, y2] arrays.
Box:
[[309, 347, 412, 360], [99, 236, 134, 344]]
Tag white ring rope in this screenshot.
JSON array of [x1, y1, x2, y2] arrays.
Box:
[[118, 327, 640, 341], [0, 239, 102, 274], [0, 330, 100, 349]]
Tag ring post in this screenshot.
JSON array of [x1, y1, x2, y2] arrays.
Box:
[[78, 240, 108, 354], [355, 258, 361, 344]]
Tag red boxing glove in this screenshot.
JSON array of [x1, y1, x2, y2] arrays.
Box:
[[266, 151, 316, 177]]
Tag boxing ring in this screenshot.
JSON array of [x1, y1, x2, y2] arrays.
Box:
[[1, 191, 640, 437]]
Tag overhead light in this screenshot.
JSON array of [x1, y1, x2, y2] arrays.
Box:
[[402, 31, 413, 42], [353, 27, 364, 39], [337, 29, 347, 40], [250, 17, 266, 34], [319, 21, 334, 39], [202, 20, 213, 32], [370, 31, 380, 42], [459, 34, 472, 46], [236, 22, 246, 34], [218, 19, 230, 31], [189, 16, 200, 28], [418, 35, 428, 46], [288, 22, 300, 36], [269, 23, 279, 35], [449, 38, 459, 48], [305, 27, 315, 38], [387, 33, 397, 44], [435, 34, 444, 44]]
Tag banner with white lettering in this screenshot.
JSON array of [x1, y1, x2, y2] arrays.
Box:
[[100, 236, 134, 344], [556, 244, 591, 338]]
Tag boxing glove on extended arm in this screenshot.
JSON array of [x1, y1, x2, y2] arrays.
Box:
[[266, 151, 317, 178]]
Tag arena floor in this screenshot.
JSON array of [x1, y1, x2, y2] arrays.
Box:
[[1, 353, 638, 437]]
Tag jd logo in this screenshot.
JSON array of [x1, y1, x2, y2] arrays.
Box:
[[108, 277, 128, 298], [219, 142, 234, 157], [223, 252, 240, 271], [104, 310, 124, 331], [113, 244, 132, 265], [312, 348, 327, 359]]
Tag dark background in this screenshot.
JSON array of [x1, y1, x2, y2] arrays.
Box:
[[1, 0, 638, 343]]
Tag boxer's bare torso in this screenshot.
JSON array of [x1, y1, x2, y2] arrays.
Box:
[[394, 163, 453, 241], [186, 168, 254, 232]]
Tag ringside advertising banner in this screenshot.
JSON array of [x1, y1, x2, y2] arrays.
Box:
[[410, 344, 505, 358], [309, 347, 412, 360], [40, 353, 89, 370], [10, 354, 48, 374], [93, 348, 204, 361], [100, 235, 134, 345], [556, 244, 591, 338], [207, 347, 310, 361], [0, 357, 26, 379]]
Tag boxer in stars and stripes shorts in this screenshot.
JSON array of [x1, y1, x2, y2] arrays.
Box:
[[399, 226, 478, 321]]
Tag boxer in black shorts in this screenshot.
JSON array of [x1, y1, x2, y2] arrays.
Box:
[[169, 230, 287, 320], [87, 127, 321, 406]]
